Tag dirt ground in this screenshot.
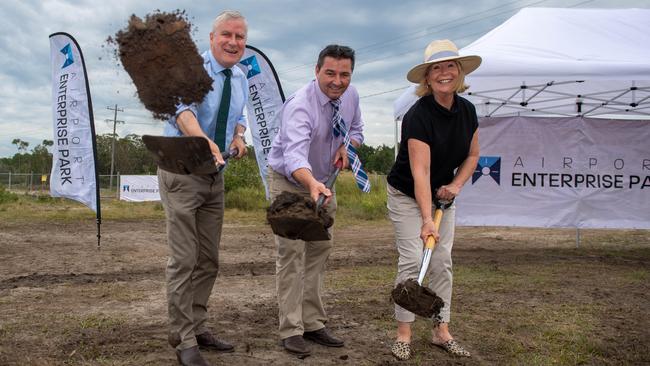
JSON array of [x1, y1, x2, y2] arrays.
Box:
[[0, 218, 648, 365]]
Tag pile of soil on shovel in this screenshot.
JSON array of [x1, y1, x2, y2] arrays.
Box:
[[391, 278, 445, 319], [112, 11, 213, 120], [267, 191, 334, 241]]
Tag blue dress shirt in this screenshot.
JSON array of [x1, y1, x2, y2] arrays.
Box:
[[164, 50, 249, 152]]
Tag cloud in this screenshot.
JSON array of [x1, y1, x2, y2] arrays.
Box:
[[1, 0, 648, 159]]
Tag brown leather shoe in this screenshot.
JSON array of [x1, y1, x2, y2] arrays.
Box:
[[303, 327, 344, 347], [282, 335, 311, 357], [176, 345, 210, 366], [196, 332, 234, 353]]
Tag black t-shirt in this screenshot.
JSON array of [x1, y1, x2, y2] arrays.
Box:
[[387, 93, 478, 200]]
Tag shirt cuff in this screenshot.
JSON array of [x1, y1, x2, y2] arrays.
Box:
[[285, 157, 311, 182]]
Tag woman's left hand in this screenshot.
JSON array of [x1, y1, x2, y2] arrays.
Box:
[[436, 184, 460, 201]]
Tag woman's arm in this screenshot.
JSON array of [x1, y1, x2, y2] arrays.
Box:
[[437, 129, 480, 201], [408, 138, 439, 243]]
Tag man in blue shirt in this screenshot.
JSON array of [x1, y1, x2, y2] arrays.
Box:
[[158, 10, 248, 366]]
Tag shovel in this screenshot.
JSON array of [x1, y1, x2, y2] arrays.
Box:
[[142, 135, 237, 175], [391, 198, 453, 318], [267, 159, 343, 241]]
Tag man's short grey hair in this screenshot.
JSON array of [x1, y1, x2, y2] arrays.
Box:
[[212, 10, 247, 35]]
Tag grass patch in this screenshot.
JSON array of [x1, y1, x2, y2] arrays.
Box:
[[328, 264, 395, 290], [78, 313, 127, 330], [335, 171, 387, 221], [0, 185, 19, 204], [0, 173, 389, 223], [225, 185, 268, 211]]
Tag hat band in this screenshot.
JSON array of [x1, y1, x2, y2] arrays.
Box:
[[425, 50, 458, 62]]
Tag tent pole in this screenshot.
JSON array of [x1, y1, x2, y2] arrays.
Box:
[[575, 227, 581, 248]]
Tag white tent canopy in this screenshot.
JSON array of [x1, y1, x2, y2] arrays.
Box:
[[394, 8, 650, 119]]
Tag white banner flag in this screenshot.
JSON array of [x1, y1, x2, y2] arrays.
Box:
[[119, 175, 161, 202], [236, 45, 285, 198], [456, 116, 650, 229], [49, 32, 100, 213]]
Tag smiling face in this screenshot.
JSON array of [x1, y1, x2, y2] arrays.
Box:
[[315, 56, 353, 100], [209, 18, 247, 68], [426, 60, 460, 97]]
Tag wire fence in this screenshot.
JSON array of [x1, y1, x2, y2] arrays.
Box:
[[0, 172, 124, 198]]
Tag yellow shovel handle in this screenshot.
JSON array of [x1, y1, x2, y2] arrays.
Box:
[[424, 208, 443, 250]]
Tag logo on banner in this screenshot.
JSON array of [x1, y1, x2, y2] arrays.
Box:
[[122, 185, 130, 192], [239, 55, 261, 79], [60, 44, 74, 68], [473, 156, 501, 184]]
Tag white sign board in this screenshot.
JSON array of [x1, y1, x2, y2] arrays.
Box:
[[456, 117, 650, 229], [119, 175, 160, 202]]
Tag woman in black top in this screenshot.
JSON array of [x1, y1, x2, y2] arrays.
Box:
[[388, 39, 481, 360]]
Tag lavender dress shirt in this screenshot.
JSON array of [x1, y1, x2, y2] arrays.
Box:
[[268, 79, 364, 184]]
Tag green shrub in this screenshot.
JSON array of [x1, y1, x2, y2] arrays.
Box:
[[225, 186, 267, 211], [335, 172, 387, 220], [224, 154, 264, 192], [0, 186, 19, 204]]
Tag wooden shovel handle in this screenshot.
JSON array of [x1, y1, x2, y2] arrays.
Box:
[[424, 208, 443, 250]]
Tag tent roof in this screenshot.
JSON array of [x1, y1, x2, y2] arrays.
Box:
[[394, 8, 650, 120]]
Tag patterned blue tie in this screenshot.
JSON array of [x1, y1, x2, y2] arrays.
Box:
[[331, 99, 371, 193]]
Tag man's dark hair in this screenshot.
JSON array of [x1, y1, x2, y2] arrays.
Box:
[[316, 44, 355, 71]]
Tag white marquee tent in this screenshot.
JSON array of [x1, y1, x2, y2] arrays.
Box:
[[393, 8, 650, 231], [395, 7, 650, 119]]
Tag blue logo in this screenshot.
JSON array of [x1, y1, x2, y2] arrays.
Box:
[[239, 55, 260, 79], [60, 43, 74, 68], [472, 156, 501, 185], [122, 185, 130, 192]]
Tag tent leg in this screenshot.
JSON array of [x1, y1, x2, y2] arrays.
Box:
[[575, 228, 581, 248]]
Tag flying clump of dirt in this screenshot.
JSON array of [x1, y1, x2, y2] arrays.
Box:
[[267, 191, 334, 241], [112, 10, 213, 120]]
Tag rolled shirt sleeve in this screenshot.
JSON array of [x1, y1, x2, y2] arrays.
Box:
[[347, 89, 365, 145], [279, 103, 313, 178]]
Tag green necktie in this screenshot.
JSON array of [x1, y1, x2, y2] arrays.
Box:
[[213, 68, 232, 151]]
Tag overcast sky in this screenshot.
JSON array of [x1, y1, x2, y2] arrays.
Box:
[[1, 0, 648, 157]]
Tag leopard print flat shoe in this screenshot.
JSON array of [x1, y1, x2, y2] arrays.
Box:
[[433, 339, 470, 357], [391, 341, 412, 360]]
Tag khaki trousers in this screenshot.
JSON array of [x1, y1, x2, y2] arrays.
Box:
[[158, 168, 225, 351], [269, 169, 337, 339], [387, 184, 456, 323]]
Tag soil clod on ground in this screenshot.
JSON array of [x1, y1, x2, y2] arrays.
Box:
[[267, 191, 333, 241], [392, 278, 445, 319], [113, 11, 213, 120]]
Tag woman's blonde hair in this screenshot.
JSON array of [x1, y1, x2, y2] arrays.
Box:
[[415, 61, 469, 97]]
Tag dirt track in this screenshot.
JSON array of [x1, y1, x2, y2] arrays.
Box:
[[1, 219, 648, 365]]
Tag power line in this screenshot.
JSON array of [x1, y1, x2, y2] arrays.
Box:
[[277, 0, 549, 76]]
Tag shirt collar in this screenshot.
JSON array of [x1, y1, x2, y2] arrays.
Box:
[[313, 79, 335, 107], [207, 50, 232, 76]]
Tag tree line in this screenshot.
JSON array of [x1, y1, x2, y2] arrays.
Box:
[[1, 135, 397, 176]]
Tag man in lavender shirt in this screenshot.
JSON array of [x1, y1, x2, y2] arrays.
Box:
[[267, 44, 364, 357]]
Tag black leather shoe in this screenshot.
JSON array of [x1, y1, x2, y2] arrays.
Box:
[[303, 328, 344, 347], [176, 345, 210, 366], [282, 335, 311, 357], [196, 332, 235, 353]]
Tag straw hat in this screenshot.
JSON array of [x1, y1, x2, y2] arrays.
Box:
[[406, 39, 481, 83]]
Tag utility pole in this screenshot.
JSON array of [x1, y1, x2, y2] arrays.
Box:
[[106, 104, 124, 192]]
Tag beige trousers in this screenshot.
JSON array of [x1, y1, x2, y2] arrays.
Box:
[[269, 169, 337, 339], [387, 184, 456, 323], [158, 168, 225, 351]]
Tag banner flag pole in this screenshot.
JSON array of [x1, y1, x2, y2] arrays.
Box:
[[49, 32, 102, 248], [236, 45, 285, 199]]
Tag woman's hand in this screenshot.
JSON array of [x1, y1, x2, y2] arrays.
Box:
[[436, 183, 460, 201], [420, 218, 440, 244]]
